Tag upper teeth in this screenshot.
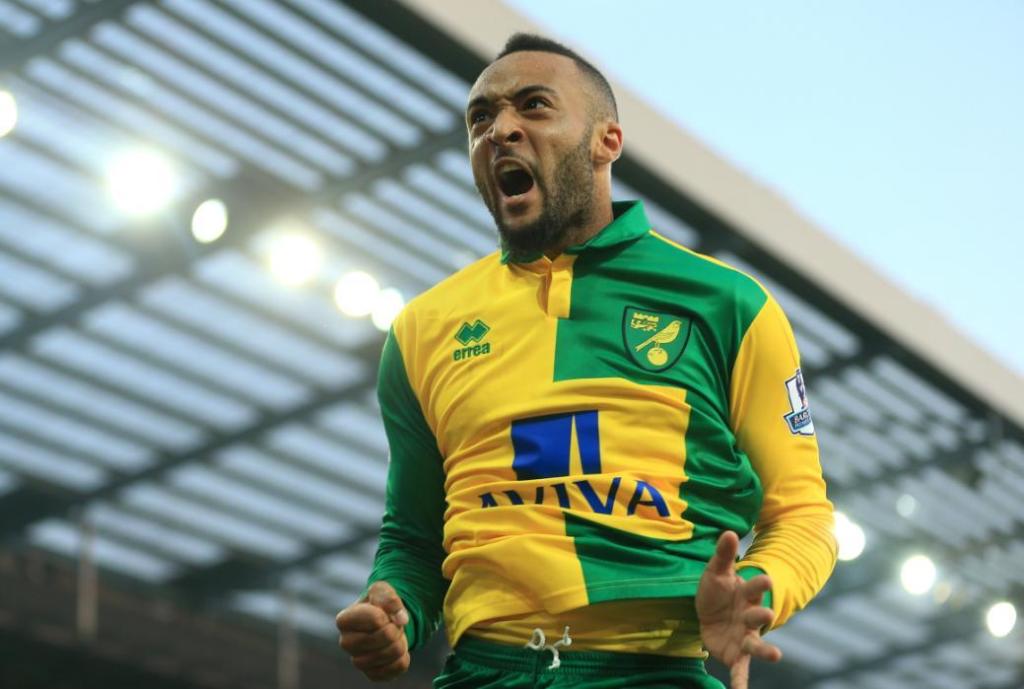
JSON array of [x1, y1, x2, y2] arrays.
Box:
[[496, 162, 523, 175]]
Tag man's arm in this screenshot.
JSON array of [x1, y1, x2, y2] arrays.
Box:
[[729, 293, 838, 629], [337, 324, 448, 679]]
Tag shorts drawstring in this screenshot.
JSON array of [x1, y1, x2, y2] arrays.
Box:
[[523, 626, 572, 670]]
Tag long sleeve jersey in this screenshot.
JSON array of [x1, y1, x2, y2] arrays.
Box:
[[366, 200, 837, 654]]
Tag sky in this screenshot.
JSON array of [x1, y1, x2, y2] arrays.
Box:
[[505, 0, 1024, 377]]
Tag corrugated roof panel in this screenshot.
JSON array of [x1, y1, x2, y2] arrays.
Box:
[[191, 249, 380, 351], [228, 591, 336, 636], [83, 301, 311, 410], [405, 163, 493, 228], [127, 4, 386, 163], [0, 354, 203, 451], [88, 502, 226, 566], [872, 356, 968, 423], [0, 468, 16, 495], [0, 250, 80, 312], [0, 0, 43, 37], [373, 178, 494, 255], [216, 445, 380, 526], [162, 0, 421, 147], [314, 551, 374, 590], [120, 482, 304, 560], [221, 0, 454, 132], [140, 277, 364, 386], [0, 201, 134, 286], [24, 56, 239, 178], [0, 139, 117, 232], [291, 0, 469, 109], [168, 464, 351, 543], [0, 430, 106, 489], [316, 403, 388, 456], [0, 298, 23, 335], [17, 0, 74, 21], [313, 208, 448, 286], [32, 327, 257, 430], [0, 388, 152, 471], [29, 518, 180, 582], [58, 38, 322, 190], [93, 20, 355, 176], [266, 424, 387, 494], [341, 194, 466, 271], [436, 148, 475, 187]]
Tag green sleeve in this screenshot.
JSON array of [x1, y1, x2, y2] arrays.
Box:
[[365, 326, 448, 651]]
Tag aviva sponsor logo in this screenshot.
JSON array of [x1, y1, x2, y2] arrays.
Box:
[[478, 411, 673, 518], [453, 319, 491, 361]]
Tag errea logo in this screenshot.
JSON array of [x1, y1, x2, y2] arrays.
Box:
[[453, 319, 491, 361]]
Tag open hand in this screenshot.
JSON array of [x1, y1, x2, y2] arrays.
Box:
[[336, 581, 411, 681], [696, 531, 782, 689]]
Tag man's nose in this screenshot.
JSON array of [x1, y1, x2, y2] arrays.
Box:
[[486, 110, 523, 146]]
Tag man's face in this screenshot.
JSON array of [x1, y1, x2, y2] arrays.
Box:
[[466, 51, 597, 257]]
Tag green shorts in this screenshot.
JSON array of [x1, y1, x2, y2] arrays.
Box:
[[434, 635, 726, 689]]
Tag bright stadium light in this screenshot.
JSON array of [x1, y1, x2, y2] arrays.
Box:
[[333, 270, 380, 317], [371, 288, 405, 331], [896, 493, 917, 518], [986, 601, 1017, 638], [833, 511, 866, 562], [267, 233, 323, 287], [0, 90, 17, 138], [105, 148, 179, 216], [191, 199, 228, 243], [900, 555, 937, 595]]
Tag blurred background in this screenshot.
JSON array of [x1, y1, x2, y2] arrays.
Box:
[[0, 1, 1021, 688]]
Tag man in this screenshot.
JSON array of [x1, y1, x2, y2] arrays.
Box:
[[337, 33, 837, 689]]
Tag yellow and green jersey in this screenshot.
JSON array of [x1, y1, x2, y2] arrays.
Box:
[[367, 200, 836, 655]]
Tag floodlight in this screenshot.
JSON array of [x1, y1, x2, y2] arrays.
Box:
[[986, 601, 1016, 638], [267, 233, 323, 287], [105, 148, 179, 216], [333, 271, 379, 317], [191, 199, 228, 243], [900, 555, 937, 595], [371, 288, 405, 331], [0, 90, 16, 138], [896, 493, 917, 518], [834, 511, 866, 562]]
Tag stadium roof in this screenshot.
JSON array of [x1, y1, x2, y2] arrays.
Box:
[[0, 1, 1021, 687]]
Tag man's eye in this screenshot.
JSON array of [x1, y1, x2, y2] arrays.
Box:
[[525, 98, 547, 110], [470, 111, 489, 125]]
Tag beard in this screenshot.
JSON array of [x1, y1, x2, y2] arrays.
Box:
[[477, 129, 596, 261]]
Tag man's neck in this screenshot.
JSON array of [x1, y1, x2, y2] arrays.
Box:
[[542, 202, 614, 260]]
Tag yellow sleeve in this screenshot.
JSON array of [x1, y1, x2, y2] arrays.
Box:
[[730, 294, 837, 629]]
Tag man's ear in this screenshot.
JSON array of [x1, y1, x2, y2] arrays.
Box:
[[593, 120, 624, 166]]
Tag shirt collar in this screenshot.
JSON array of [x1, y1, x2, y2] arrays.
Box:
[[500, 200, 650, 265]]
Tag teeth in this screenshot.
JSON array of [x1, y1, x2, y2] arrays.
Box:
[[495, 162, 525, 175]]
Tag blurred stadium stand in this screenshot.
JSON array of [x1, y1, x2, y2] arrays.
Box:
[[0, 0, 1021, 687]]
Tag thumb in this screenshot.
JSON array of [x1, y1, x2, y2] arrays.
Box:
[[366, 581, 409, 626], [707, 531, 740, 576]]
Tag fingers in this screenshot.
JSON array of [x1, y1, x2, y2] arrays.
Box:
[[707, 531, 740, 575], [336, 601, 391, 633], [729, 654, 750, 689], [367, 581, 410, 626], [740, 574, 773, 607], [361, 652, 411, 682], [741, 634, 783, 663], [340, 619, 405, 655], [741, 606, 775, 631]]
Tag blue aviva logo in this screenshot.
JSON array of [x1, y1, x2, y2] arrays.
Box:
[[478, 411, 671, 518]]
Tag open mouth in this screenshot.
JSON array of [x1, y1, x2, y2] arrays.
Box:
[[496, 167, 535, 198]]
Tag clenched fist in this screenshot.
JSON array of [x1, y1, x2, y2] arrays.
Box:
[[337, 581, 411, 682]]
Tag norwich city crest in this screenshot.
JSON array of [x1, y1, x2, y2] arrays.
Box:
[[622, 306, 692, 372]]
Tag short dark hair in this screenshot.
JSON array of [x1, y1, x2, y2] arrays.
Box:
[[495, 33, 618, 122]]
